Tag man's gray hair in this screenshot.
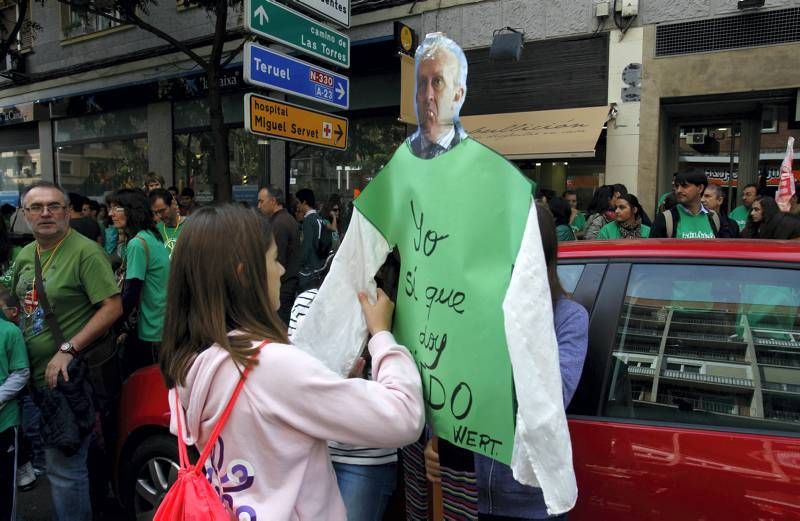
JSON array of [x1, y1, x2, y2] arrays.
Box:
[[415, 32, 468, 113], [704, 183, 723, 197], [262, 185, 285, 207], [21, 181, 69, 207]]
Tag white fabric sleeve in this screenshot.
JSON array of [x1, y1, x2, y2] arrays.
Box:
[[292, 209, 393, 376], [504, 199, 578, 515]]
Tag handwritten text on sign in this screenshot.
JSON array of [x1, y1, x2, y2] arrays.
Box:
[[403, 199, 503, 456]]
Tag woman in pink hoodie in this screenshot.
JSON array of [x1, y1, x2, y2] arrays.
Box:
[[159, 205, 425, 520]]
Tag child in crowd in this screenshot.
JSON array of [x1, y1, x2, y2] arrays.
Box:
[[0, 286, 31, 520]]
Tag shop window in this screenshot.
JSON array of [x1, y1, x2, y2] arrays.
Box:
[[604, 264, 800, 433], [173, 128, 266, 205], [55, 108, 148, 197], [60, 4, 121, 39], [0, 147, 39, 192]]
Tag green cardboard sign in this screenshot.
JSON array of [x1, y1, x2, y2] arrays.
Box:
[[355, 138, 534, 463]]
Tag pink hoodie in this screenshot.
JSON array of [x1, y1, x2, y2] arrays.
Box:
[[169, 331, 424, 520]]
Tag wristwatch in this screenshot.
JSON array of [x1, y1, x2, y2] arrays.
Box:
[[59, 341, 79, 357]]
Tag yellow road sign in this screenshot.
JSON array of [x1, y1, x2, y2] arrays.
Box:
[[244, 93, 348, 150]]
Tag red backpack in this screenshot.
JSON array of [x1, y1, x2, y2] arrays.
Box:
[[154, 341, 268, 521]]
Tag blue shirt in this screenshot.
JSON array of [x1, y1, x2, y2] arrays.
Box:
[[475, 297, 589, 518]]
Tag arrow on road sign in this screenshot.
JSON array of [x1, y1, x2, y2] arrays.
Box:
[[244, 43, 349, 110], [254, 5, 268, 24], [245, 93, 348, 151], [244, 0, 350, 68]]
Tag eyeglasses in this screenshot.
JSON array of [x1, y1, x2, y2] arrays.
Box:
[[332, 208, 340, 212], [110, 206, 126, 215], [24, 203, 66, 215]]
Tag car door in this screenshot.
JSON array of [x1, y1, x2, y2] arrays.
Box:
[[568, 259, 800, 520]]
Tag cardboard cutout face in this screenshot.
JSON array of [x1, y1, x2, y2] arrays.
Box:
[[409, 34, 469, 158]]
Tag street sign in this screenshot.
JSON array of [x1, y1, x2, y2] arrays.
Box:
[[244, 43, 349, 110], [245, 93, 348, 151], [292, 0, 349, 28], [244, 0, 350, 69]]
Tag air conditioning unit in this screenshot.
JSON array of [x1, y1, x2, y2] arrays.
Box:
[[686, 132, 706, 145], [0, 51, 25, 74]]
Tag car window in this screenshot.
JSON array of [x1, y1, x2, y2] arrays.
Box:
[[558, 264, 585, 296], [603, 264, 800, 434]]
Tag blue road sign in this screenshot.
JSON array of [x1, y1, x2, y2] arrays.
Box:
[[243, 42, 349, 110]]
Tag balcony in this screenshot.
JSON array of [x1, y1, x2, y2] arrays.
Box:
[[661, 369, 754, 388]]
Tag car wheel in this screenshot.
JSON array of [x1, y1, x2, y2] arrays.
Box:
[[123, 434, 181, 521]]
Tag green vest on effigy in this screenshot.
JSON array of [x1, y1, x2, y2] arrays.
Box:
[[355, 137, 534, 464]]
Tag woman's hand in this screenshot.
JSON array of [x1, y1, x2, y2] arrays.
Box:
[[358, 288, 394, 335], [424, 438, 441, 483]]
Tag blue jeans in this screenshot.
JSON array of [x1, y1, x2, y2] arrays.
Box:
[[44, 435, 92, 521], [334, 461, 397, 521]]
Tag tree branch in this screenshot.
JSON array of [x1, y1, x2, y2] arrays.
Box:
[[0, 0, 29, 62], [55, 0, 210, 70], [220, 35, 247, 68]]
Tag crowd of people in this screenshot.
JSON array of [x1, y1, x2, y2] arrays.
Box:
[[0, 173, 351, 521], [538, 170, 800, 242], [0, 27, 796, 521]]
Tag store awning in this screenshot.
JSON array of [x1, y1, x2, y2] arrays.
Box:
[[459, 106, 611, 160]]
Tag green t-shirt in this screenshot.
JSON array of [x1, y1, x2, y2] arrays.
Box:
[[556, 224, 576, 242], [0, 245, 24, 289], [12, 230, 119, 388], [157, 219, 185, 258], [570, 212, 586, 235], [125, 230, 170, 342], [0, 317, 28, 433], [729, 205, 749, 231], [596, 221, 651, 239], [675, 205, 715, 239]]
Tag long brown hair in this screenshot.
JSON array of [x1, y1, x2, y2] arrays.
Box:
[[536, 202, 566, 306], [160, 204, 289, 388]]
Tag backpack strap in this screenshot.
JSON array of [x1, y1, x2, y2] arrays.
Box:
[[174, 339, 270, 473], [663, 209, 674, 238], [708, 211, 721, 237]]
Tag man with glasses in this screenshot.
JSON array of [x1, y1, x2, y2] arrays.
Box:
[[149, 188, 184, 258], [11, 182, 121, 521], [258, 186, 301, 324]]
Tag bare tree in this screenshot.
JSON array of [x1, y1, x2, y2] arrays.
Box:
[[56, 0, 247, 201]]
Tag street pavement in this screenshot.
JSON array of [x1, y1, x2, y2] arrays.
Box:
[[16, 476, 127, 521]]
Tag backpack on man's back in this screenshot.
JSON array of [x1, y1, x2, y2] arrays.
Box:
[[661, 207, 722, 238], [312, 213, 333, 259]]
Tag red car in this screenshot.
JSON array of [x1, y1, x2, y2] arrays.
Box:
[[115, 239, 800, 520]]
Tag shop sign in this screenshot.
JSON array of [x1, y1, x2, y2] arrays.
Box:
[[232, 184, 260, 207], [244, 93, 348, 151], [244, 0, 349, 68], [0, 103, 34, 126], [292, 0, 349, 28], [244, 43, 349, 110]]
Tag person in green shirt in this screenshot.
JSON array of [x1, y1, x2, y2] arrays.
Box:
[[597, 194, 651, 239], [109, 189, 170, 376], [650, 170, 719, 239], [549, 196, 577, 241], [729, 183, 758, 231], [149, 188, 185, 258], [563, 190, 586, 238], [12, 181, 122, 521], [0, 286, 30, 519]]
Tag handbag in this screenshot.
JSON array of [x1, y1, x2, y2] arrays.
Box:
[[154, 340, 269, 521], [34, 248, 122, 414]]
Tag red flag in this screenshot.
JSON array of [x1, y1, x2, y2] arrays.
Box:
[[775, 137, 796, 212]]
